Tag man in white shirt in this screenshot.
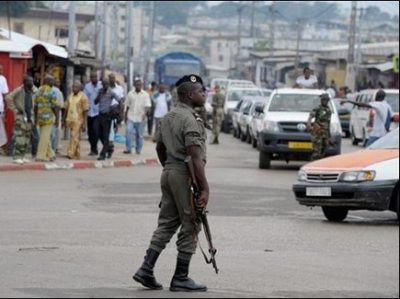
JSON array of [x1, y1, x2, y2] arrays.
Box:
[[0, 64, 9, 148], [344, 89, 394, 146], [124, 79, 151, 154], [152, 84, 172, 141], [108, 73, 125, 158], [294, 67, 318, 89]]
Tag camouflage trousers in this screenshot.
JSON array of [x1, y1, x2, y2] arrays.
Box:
[[67, 121, 83, 159], [311, 134, 329, 161], [212, 109, 224, 139], [13, 118, 33, 159]]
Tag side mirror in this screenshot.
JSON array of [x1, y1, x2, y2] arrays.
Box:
[[255, 106, 264, 114]]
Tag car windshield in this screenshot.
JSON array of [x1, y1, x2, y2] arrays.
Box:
[[227, 89, 262, 102], [269, 94, 334, 112], [385, 93, 399, 112], [368, 128, 399, 149]]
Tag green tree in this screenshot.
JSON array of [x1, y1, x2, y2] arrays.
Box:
[[0, 1, 32, 17]]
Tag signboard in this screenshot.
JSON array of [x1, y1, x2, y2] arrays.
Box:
[[9, 51, 32, 59], [393, 55, 399, 73]]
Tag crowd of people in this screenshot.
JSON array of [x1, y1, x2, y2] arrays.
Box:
[[0, 66, 183, 164]]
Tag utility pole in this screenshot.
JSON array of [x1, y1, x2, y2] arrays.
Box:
[[125, 1, 133, 91], [269, 1, 275, 55], [111, 2, 119, 66], [67, 1, 76, 95], [94, 1, 99, 60], [101, 1, 107, 69], [294, 18, 303, 69], [355, 7, 364, 78], [345, 1, 357, 92], [237, 5, 244, 56], [144, 1, 155, 85], [250, 1, 255, 38]]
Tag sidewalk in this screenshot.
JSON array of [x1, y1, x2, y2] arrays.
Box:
[[0, 134, 159, 172]]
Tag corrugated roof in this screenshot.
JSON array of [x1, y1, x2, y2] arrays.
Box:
[[0, 28, 68, 58]]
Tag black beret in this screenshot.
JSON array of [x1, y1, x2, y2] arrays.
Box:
[[175, 74, 204, 88]]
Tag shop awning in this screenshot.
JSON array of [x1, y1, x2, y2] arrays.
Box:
[[0, 28, 68, 58], [360, 61, 393, 72]]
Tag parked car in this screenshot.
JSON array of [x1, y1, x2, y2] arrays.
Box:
[[238, 97, 260, 143], [249, 99, 269, 148], [258, 88, 342, 169], [332, 98, 353, 138], [232, 99, 245, 139], [293, 128, 399, 222], [221, 87, 263, 133], [349, 89, 399, 146]]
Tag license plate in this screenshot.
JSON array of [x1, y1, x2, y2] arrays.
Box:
[[288, 142, 313, 149], [306, 187, 332, 197]]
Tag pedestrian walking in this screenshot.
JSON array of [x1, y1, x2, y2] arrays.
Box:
[[210, 85, 225, 144], [146, 81, 157, 136], [63, 81, 89, 159], [5, 75, 37, 164], [123, 79, 151, 155], [95, 77, 120, 161], [83, 71, 102, 156], [152, 83, 172, 141], [51, 78, 64, 154], [0, 64, 9, 151], [108, 73, 125, 158], [34, 75, 60, 162], [133, 74, 209, 292], [307, 93, 332, 161], [343, 89, 394, 146]]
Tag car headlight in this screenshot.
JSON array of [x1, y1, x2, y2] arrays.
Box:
[[298, 169, 307, 182], [330, 122, 342, 136], [340, 171, 375, 182], [263, 120, 280, 132]]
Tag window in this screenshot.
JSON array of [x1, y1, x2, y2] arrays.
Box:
[[218, 55, 224, 62], [55, 27, 69, 38], [14, 22, 24, 34]]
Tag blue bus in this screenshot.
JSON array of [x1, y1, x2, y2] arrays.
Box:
[[154, 52, 205, 86]]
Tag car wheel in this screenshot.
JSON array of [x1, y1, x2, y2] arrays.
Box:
[[259, 151, 271, 169], [241, 132, 247, 142], [252, 137, 257, 148], [396, 187, 399, 221], [246, 131, 252, 144], [233, 128, 237, 138], [351, 127, 359, 146], [222, 120, 230, 134], [322, 206, 348, 222], [362, 129, 368, 147]]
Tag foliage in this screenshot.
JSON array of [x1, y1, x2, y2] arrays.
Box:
[[0, 1, 31, 17]]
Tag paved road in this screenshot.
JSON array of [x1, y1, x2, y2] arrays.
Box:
[[0, 134, 398, 298]]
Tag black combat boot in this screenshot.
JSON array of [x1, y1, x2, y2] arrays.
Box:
[[133, 248, 163, 290], [170, 256, 207, 292]]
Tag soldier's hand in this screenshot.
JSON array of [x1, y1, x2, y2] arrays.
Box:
[[196, 191, 209, 209]]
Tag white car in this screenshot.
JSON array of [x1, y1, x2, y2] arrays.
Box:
[[349, 89, 399, 146], [293, 128, 399, 222], [221, 87, 263, 133], [258, 88, 342, 169]]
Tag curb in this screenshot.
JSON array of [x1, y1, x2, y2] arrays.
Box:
[[0, 158, 159, 172]]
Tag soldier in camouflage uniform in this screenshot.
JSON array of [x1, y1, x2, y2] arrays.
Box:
[[133, 74, 209, 292], [210, 85, 225, 144], [6, 75, 37, 164], [307, 93, 332, 161]]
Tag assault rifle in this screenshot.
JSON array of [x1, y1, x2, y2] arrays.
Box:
[[184, 156, 219, 274]]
